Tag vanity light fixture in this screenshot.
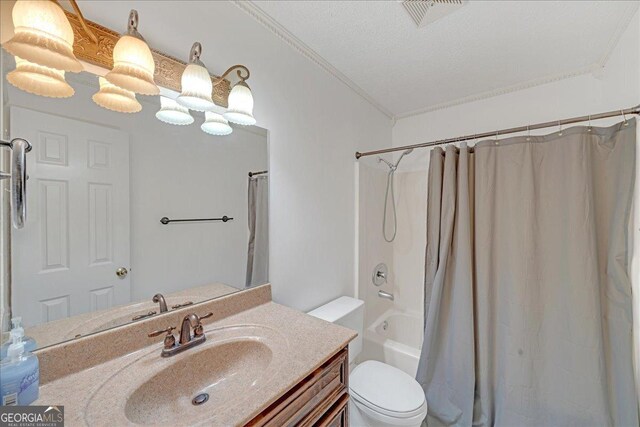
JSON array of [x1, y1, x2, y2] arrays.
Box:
[[92, 77, 142, 113], [2, 0, 82, 73], [6, 56, 74, 98], [177, 43, 216, 112], [223, 80, 256, 126], [105, 10, 159, 96], [201, 112, 233, 136], [2, 2, 257, 135], [156, 96, 194, 126]]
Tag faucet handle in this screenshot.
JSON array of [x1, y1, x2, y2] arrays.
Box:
[[171, 301, 194, 310], [193, 313, 213, 337], [148, 326, 176, 350], [148, 326, 175, 338]]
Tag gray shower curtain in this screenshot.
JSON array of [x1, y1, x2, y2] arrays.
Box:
[[246, 175, 268, 287], [417, 120, 638, 426]]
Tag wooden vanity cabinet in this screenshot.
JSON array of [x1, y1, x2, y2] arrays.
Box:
[[247, 347, 350, 427]]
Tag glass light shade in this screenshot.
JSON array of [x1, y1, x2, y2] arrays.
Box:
[[223, 82, 256, 125], [7, 56, 74, 98], [105, 35, 159, 95], [201, 112, 232, 136], [3, 0, 82, 72], [177, 63, 215, 112], [156, 96, 194, 125], [92, 77, 141, 113]]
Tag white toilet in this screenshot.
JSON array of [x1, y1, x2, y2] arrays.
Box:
[[308, 297, 428, 427]]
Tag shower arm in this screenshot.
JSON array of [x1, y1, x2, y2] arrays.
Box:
[[356, 104, 640, 159]]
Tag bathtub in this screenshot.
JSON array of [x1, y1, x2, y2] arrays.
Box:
[[361, 309, 423, 376]]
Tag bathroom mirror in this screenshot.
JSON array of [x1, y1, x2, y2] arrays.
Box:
[[0, 51, 269, 350]]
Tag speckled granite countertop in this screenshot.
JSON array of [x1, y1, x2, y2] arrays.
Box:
[[34, 289, 356, 427]]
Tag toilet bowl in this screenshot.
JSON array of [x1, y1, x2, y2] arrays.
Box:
[[307, 297, 427, 427], [349, 360, 427, 427]]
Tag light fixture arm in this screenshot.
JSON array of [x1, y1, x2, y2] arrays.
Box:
[[214, 65, 250, 86], [52, 0, 98, 44], [188, 42, 205, 67], [125, 9, 145, 41]]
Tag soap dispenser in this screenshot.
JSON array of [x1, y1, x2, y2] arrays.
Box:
[[0, 330, 39, 405], [1, 317, 36, 360]]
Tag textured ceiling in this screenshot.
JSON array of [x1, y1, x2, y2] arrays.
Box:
[[251, 1, 638, 118]]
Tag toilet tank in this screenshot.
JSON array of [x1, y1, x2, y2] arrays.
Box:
[[307, 296, 364, 364]]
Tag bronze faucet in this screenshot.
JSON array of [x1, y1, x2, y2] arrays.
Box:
[[148, 312, 213, 357], [152, 294, 168, 313], [179, 313, 201, 344]]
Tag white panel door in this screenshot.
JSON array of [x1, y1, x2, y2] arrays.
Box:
[[10, 107, 130, 327]]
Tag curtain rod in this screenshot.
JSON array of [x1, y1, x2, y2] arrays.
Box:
[[355, 104, 640, 159]]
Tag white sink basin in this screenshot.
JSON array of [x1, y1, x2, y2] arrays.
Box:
[[84, 325, 288, 426]]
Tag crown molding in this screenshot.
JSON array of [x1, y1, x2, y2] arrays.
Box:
[[232, 1, 394, 120], [396, 63, 601, 119], [595, 1, 639, 69]]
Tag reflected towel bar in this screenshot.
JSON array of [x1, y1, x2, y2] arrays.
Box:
[[160, 216, 233, 225]]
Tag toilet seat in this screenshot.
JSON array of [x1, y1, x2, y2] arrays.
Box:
[[349, 360, 428, 423]]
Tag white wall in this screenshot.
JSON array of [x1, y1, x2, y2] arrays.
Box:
[[4, 73, 268, 301]]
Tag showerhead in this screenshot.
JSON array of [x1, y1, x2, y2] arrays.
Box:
[[394, 148, 413, 168], [378, 149, 413, 171]]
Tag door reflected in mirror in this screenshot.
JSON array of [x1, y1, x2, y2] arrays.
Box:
[[0, 52, 269, 350]]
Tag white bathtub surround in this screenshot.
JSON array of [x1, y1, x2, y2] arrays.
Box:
[[357, 158, 427, 376], [358, 162, 395, 326], [389, 170, 428, 315], [361, 309, 422, 377]]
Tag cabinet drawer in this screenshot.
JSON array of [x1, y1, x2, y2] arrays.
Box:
[[247, 348, 349, 427]]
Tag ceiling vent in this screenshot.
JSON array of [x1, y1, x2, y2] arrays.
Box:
[[401, 0, 468, 28]]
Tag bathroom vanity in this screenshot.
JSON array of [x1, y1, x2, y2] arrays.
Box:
[[33, 284, 356, 426]]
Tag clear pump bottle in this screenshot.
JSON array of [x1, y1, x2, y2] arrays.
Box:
[[1, 317, 36, 360], [0, 330, 40, 405]]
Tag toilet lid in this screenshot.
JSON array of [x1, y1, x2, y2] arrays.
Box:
[[349, 360, 426, 418]]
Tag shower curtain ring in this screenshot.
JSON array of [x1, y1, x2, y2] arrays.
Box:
[[587, 115, 592, 132], [494, 131, 499, 145], [558, 120, 563, 136], [526, 125, 531, 141], [621, 110, 629, 126]]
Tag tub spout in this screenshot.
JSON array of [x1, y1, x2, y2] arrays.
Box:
[[378, 290, 394, 301]]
